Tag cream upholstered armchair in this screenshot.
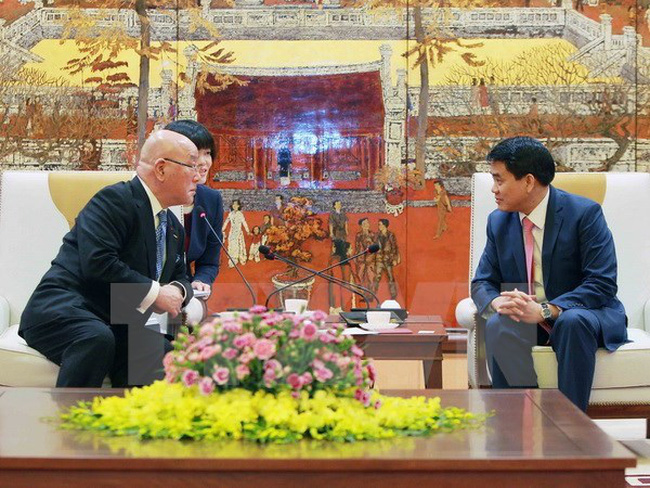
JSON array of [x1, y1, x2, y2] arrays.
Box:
[[456, 172, 650, 435], [0, 171, 202, 387]]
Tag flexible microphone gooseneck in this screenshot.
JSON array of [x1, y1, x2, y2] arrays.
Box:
[[260, 244, 380, 309], [196, 205, 256, 307]]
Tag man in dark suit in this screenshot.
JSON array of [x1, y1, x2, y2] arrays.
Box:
[[19, 130, 199, 388], [471, 136, 627, 411]]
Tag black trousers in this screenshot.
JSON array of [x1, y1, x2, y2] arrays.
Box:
[[21, 317, 171, 388]]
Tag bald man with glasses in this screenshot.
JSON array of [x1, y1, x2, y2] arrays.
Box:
[[20, 130, 200, 388]]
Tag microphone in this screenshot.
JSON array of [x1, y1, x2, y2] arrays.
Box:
[[260, 244, 380, 309], [195, 205, 256, 307]]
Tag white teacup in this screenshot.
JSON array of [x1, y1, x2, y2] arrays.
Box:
[[366, 311, 391, 326], [285, 299, 308, 314]]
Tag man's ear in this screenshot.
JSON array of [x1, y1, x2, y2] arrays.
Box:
[[153, 159, 166, 181], [525, 173, 536, 191]]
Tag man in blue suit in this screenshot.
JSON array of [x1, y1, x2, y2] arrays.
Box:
[[471, 137, 627, 411]]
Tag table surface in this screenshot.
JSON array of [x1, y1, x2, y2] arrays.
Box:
[[0, 387, 635, 472]]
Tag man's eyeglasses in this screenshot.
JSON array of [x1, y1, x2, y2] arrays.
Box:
[[162, 157, 199, 172]]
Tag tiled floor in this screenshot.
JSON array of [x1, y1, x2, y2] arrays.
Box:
[[594, 419, 650, 485]]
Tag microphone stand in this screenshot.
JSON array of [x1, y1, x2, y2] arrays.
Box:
[[261, 248, 379, 310], [197, 208, 257, 308]]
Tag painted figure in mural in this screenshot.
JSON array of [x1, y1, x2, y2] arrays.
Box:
[[433, 180, 453, 240], [26, 95, 44, 137], [471, 136, 627, 412], [270, 194, 285, 226], [329, 200, 349, 241], [488, 76, 500, 116], [372, 218, 400, 300], [24, 97, 35, 133], [78, 140, 101, 171], [222, 199, 250, 267], [627, 6, 636, 27], [260, 213, 272, 236], [328, 238, 353, 314], [478, 78, 489, 114], [470, 78, 481, 112], [354, 217, 376, 290], [527, 97, 543, 135], [19, 129, 197, 388], [248, 226, 263, 263], [277, 145, 292, 181], [165, 120, 224, 298]]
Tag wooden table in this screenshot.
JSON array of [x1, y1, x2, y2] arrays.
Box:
[[0, 388, 635, 487], [340, 315, 447, 389]]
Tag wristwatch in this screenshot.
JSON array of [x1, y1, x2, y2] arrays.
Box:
[[540, 302, 553, 321]]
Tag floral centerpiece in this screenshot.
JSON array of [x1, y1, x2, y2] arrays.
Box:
[[165, 307, 374, 401], [60, 307, 487, 443]]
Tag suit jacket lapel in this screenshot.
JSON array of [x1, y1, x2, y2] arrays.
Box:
[[542, 185, 563, 290], [131, 178, 157, 279], [161, 212, 180, 282], [509, 213, 527, 286]]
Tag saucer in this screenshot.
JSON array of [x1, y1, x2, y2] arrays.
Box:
[[359, 322, 400, 331]]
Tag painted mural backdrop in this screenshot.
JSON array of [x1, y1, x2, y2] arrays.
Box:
[[1, 0, 648, 324]]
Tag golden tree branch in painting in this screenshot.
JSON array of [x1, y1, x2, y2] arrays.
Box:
[[441, 43, 636, 172], [58, 1, 237, 156], [0, 67, 123, 168], [342, 0, 511, 185]]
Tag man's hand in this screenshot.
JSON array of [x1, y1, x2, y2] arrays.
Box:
[[491, 289, 542, 324], [191, 280, 211, 299], [152, 284, 184, 317]]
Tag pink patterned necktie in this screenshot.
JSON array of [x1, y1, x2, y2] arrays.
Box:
[[523, 216, 552, 338], [522, 216, 535, 296]]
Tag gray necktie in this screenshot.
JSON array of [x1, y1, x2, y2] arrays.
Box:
[[155, 210, 167, 279]]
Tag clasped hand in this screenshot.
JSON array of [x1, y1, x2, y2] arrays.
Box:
[[191, 280, 211, 300], [491, 289, 542, 324], [153, 284, 184, 317]]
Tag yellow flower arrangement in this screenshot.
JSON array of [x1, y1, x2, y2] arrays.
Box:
[[61, 381, 487, 444]]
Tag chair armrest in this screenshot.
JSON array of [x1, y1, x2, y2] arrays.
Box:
[[0, 296, 9, 334], [455, 297, 492, 389], [184, 297, 207, 326], [455, 297, 478, 330], [643, 297, 650, 333]]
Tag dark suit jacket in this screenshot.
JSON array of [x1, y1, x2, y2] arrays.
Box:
[[471, 185, 627, 351], [20, 177, 192, 332], [186, 184, 223, 285]]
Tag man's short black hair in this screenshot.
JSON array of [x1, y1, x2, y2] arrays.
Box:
[[379, 218, 389, 228], [358, 217, 368, 226], [486, 136, 555, 186]]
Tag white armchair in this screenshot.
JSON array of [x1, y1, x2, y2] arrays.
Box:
[[0, 171, 199, 387], [456, 172, 650, 436]]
